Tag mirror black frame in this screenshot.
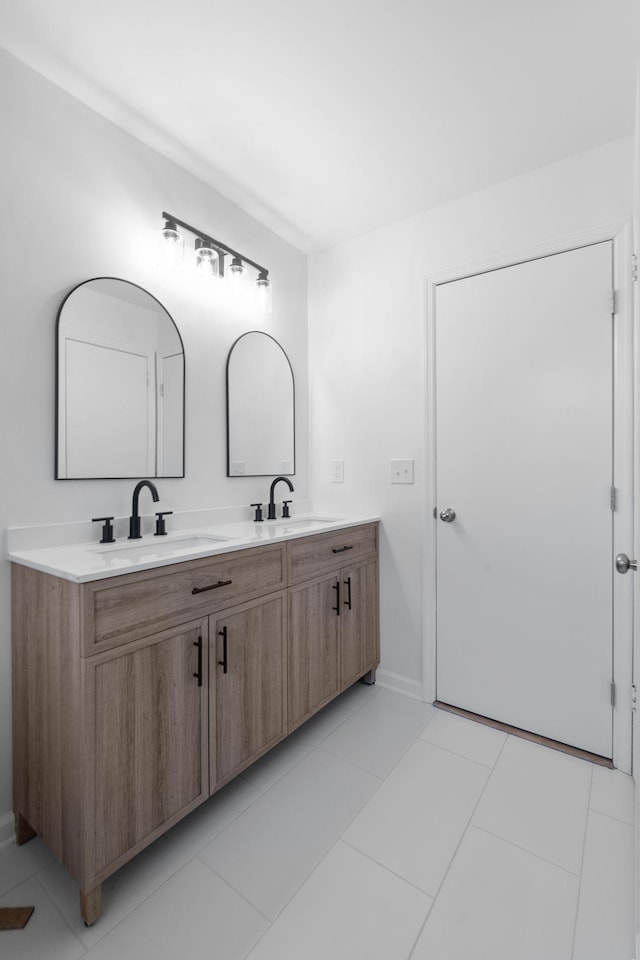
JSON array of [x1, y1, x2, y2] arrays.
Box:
[[226, 330, 296, 478], [55, 276, 186, 480]]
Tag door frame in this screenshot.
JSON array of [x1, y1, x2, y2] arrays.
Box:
[[422, 219, 634, 772]]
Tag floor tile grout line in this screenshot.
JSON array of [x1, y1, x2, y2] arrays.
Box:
[[199, 751, 386, 932], [571, 766, 595, 960], [405, 730, 512, 960], [340, 836, 437, 899], [416, 736, 504, 771], [237, 839, 352, 959], [417, 736, 499, 769], [588, 804, 635, 828], [0, 857, 55, 902], [472, 824, 582, 879], [197, 857, 274, 923], [319, 701, 441, 786], [30, 872, 89, 955], [238, 685, 380, 796]]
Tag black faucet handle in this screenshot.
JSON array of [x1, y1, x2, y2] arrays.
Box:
[[250, 503, 264, 522], [92, 516, 115, 544], [155, 511, 173, 536], [282, 500, 292, 518]]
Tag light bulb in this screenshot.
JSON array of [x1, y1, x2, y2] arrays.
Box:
[[195, 238, 220, 280], [256, 270, 272, 314], [161, 218, 181, 244], [160, 218, 183, 269], [228, 256, 247, 283]]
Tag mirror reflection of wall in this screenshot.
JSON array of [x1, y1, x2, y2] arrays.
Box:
[[227, 331, 295, 477], [56, 278, 185, 479]]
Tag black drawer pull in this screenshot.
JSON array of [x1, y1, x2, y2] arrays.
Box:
[[332, 581, 341, 616], [344, 576, 352, 610], [332, 545, 353, 554], [218, 626, 228, 674], [192, 578, 232, 595], [193, 636, 203, 686]]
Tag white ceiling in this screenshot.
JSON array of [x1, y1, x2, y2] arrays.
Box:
[[0, 0, 637, 253]]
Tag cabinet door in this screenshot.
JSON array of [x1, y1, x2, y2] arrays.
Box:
[[212, 593, 287, 788], [89, 619, 208, 876], [288, 574, 340, 730], [340, 559, 379, 689]]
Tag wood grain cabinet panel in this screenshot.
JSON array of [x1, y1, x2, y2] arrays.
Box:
[[287, 523, 377, 585], [211, 593, 287, 788], [288, 575, 340, 730], [82, 544, 286, 654], [340, 559, 379, 688], [88, 620, 209, 874]]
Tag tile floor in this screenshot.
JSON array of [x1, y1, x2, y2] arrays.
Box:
[[0, 684, 635, 960]]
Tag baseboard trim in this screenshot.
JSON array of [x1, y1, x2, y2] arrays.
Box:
[[376, 669, 424, 701], [0, 811, 15, 851]]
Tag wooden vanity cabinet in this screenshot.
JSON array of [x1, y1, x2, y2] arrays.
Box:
[[12, 523, 378, 927], [287, 527, 379, 731], [89, 619, 209, 877], [211, 592, 288, 789]]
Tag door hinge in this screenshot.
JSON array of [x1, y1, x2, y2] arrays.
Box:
[[160, 382, 165, 398], [632, 684, 637, 712], [632, 253, 638, 282], [610, 485, 617, 511], [610, 682, 616, 707], [610, 289, 618, 314]]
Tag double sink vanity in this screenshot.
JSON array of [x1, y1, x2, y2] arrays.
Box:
[[9, 511, 380, 925]]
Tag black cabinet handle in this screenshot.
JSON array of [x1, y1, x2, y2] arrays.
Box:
[[332, 545, 353, 554], [192, 579, 232, 595], [332, 581, 341, 616], [218, 626, 228, 674], [344, 576, 352, 610], [193, 636, 203, 686]]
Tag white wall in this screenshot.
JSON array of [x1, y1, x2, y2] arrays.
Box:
[[0, 48, 308, 823], [308, 136, 634, 695]]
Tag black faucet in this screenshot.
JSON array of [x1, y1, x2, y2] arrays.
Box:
[[128, 480, 160, 539], [267, 476, 294, 520]]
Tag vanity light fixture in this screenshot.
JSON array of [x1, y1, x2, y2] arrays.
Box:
[[160, 211, 272, 312]]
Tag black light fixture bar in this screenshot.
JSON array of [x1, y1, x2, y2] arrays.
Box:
[[162, 211, 268, 277]]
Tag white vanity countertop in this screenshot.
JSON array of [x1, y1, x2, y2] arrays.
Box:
[[6, 515, 380, 583]]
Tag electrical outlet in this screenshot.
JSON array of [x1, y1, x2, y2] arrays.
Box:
[[230, 461, 246, 476], [391, 459, 414, 484], [331, 459, 344, 483]]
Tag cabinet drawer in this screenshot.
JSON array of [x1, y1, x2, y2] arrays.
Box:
[[287, 523, 378, 585], [81, 544, 286, 654]]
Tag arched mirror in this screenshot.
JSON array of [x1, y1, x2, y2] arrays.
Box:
[[226, 331, 295, 477], [56, 278, 185, 479]]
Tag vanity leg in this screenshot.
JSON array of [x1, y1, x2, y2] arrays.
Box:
[[361, 668, 377, 686], [80, 885, 103, 927], [15, 812, 36, 845]]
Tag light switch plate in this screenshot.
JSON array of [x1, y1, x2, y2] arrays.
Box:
[[331, 459, 344, 483], [391, 459, 414, 484]]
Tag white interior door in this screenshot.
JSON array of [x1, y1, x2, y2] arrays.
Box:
[[435, 242, 614, 758], [156, 351, 184, 476], [632, 64, 640, 959], [64, 337, 154, 478]]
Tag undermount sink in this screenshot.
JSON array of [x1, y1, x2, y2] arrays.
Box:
[[95, 535, 228, 561]]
